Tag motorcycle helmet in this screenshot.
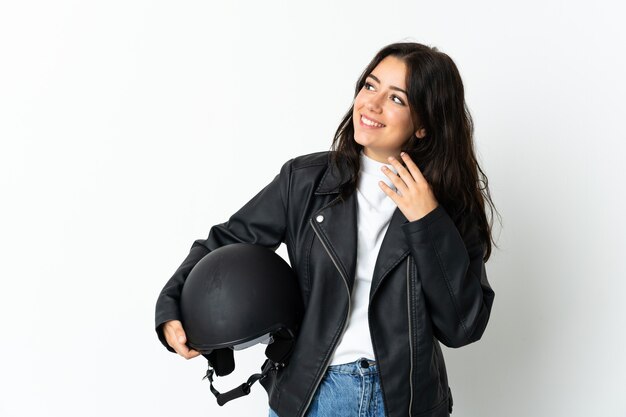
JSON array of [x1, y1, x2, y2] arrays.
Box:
[[180, 243, 304, 406]]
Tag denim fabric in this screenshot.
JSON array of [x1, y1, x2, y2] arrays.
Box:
[[268, 357, 386, 417]]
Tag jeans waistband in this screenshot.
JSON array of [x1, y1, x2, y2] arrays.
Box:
[[327, 358, 378, 375]]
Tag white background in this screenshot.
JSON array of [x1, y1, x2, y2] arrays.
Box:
[[1, 1, 625, 416]]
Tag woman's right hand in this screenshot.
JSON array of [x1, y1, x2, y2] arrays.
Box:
[[163, 319, 201, 359]]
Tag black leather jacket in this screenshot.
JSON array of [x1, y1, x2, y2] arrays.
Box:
[[155, 151, 496, 417]]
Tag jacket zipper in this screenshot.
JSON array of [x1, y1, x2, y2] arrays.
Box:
[[300, 218, 352, 417], [367, 276, 386, 416], [406, 256, 414, 416]]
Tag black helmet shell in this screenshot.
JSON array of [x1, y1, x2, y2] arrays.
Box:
[[180, 243, 304, 354]]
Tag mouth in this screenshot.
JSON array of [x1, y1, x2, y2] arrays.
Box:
[[359, 114, 386, 128]]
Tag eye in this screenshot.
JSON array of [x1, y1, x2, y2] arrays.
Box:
[[364, 81, 405, 105], [392, 95, 405, 105]]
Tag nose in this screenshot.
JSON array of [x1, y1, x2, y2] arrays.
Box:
[[365, 92, 384, 113]]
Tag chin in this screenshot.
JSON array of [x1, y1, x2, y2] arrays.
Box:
[[353, 132, 368, 148]]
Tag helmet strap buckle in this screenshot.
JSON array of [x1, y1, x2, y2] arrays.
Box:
[[203, 359, 283, 406]]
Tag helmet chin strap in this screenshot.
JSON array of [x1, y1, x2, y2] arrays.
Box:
[[202, 358, 285, 406], [201, 328, 296, 406]]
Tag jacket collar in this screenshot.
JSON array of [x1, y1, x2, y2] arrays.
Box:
[[314, 153, 351, 195], [310, 152, 411, 301]]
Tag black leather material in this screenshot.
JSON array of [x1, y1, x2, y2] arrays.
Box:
[[155, 151, 495, 417]]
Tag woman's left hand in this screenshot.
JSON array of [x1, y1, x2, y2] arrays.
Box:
[[379, 152, 439, 222]]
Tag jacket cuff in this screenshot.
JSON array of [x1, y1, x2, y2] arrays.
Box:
[[155, 314, 180, 353], [154, 311, 182, 353], [401, 204, 448, 235]]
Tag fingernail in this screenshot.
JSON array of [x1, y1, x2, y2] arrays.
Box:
[[400, 151, 405, 156]]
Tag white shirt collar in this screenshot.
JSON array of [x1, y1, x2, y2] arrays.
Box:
[[359, 150, 398, 177]]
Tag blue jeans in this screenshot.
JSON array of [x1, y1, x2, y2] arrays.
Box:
[[268, 357, 386, 417]]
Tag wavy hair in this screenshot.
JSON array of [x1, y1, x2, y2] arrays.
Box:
[[329, 42, 501, 261]]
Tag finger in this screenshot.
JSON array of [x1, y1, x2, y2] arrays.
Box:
[[381, 166, 409, 195], [172, 329, 194, 356], [164, 329, 185, 355], [164, 321, 199, 359], [379, 180, 400, 204], [179, 344, 202, 359], [386, 156, 417, 190], [171, 334, 201, 359], [163, 321, 181, 348], [400, 152, 426, 183], [175, 328, 187, 346], [186, 349, 202, 359], [164, 322, 185, 344]]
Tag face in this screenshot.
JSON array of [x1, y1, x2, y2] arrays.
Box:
[[352, 55, 426, 163]]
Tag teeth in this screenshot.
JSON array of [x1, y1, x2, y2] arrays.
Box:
[[361, 115, 384, 127]]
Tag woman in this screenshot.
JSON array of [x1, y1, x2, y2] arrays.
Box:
[[155, 41, 498, 417]]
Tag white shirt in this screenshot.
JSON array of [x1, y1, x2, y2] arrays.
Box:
[[328, 150, 399, 365]]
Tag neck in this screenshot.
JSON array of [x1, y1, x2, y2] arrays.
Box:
[[362, 148, 401, 164]]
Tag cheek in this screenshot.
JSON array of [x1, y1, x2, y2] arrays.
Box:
[[388, 109, 413, 132], [353, 94, 366, 110]]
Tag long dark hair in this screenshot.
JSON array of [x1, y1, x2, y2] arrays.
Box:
[[329, 42, 501, 261]]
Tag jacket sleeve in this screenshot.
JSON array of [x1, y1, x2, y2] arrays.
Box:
[[154, 158, 293, 352], [401, 204, 495, 348]]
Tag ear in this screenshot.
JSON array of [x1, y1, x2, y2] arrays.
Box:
[[414, 126, 426, 139]]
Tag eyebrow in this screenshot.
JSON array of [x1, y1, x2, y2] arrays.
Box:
[[367, 74, 408, 96]]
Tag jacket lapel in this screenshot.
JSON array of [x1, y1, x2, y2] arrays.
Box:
[[313, 154, 358, 292], [312, 152, 410, 300], [369, 207, 410, 302]]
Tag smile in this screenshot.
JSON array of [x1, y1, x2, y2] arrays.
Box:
[[360, 115, 385, 128]]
